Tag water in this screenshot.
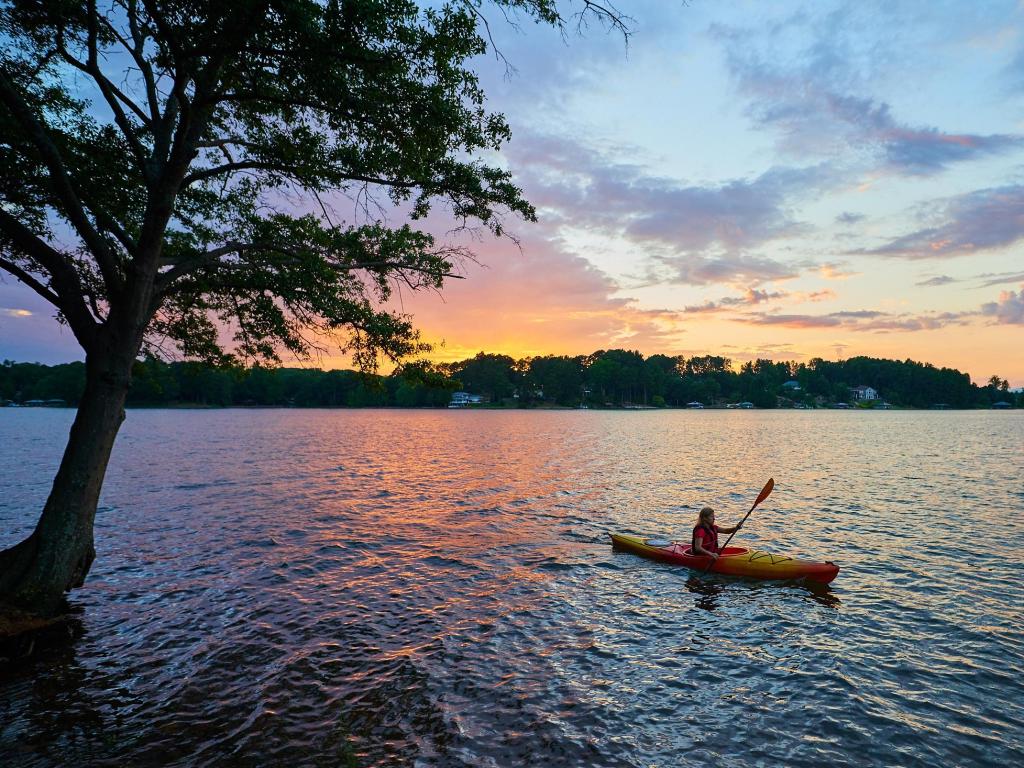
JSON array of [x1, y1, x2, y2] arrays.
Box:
[[1, 409, 1022, 767]]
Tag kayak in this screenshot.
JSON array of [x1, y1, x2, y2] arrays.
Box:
[[609, 533, 840, 584]]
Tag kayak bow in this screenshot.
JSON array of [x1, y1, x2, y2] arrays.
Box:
[[610, 533, 839, 584]]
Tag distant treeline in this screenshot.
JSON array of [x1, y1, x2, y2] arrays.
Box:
[[0, 352, 1019, 409]]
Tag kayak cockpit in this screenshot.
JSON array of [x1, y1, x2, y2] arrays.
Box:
[[642, 539, 749, 557], [671, 544, 748, 557]]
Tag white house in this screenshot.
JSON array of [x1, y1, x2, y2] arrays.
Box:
[[449, 391, 484, 408], [850, 385, 878, 401]]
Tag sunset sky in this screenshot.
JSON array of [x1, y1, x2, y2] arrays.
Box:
[[1, 1, 1023, 384]]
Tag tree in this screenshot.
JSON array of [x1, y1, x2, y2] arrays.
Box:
[[643, 353, 680, 404], [390, 360, 457, 407], [127, 355, 179, 404], [453, 351, 517, 403], [526, 355, 583, 405], [0, 0, 629, 618], [585, 348, 643, 404]]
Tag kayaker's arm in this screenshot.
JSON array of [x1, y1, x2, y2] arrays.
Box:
[[718, 521, 744, 535], [692, 540, 719, 560]]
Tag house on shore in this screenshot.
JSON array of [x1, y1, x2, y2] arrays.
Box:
[[449, 391, 484, 408], [850, 385, 878, 401]]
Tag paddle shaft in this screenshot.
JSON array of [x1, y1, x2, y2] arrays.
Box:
[[701, 478, 774, 575]]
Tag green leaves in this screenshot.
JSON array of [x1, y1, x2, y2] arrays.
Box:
[[153, 214, 449, 367]]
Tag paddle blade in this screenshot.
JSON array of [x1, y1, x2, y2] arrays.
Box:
[[752, 477, 774, 509]]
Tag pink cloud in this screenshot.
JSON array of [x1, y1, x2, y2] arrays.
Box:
[[865, 185, 1024, 259], [684, 288, 788, 314], [818, 262, 858, 280], [981, 285, 1024, 324]]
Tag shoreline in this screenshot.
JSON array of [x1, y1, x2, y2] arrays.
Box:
[[1, 403, 1018, 411]]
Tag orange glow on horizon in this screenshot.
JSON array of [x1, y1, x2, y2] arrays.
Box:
[[300, 316, 1024, 389]]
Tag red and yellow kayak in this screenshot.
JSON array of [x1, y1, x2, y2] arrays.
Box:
[[610, 533, 839, 584]]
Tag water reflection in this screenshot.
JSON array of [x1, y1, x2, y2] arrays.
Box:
[[801, 581, 842, 609], [685, 576, 725, 611], [683, 574, 841, 612]]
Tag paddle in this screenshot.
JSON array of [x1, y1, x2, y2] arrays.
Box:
[[701, 477, 775, 575]]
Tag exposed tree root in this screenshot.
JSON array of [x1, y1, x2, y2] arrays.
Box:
[[0, 602, 79, 664]]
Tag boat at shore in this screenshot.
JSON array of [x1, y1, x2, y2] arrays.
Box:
[[610, 533, 839, 584]]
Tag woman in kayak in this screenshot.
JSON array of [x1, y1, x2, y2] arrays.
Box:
[[691, 506, 743, 560]]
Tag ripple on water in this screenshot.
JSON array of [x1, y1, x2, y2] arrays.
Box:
[[1, 409, 1023, 767]]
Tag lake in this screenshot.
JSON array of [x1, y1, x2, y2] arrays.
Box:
[[2, 409, 1023, 767]]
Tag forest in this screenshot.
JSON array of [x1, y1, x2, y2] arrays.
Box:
[[1, 352, 1018, 409]]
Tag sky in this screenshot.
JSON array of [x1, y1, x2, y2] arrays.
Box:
[[1, 0, 1023, 385]]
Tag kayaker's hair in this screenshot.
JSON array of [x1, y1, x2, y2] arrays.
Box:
[[699, 506, 714, 522]]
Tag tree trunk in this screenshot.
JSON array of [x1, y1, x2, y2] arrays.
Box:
[[0, 342, 135, 619]]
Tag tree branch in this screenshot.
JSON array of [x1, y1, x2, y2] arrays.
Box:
[[0, 209, 99, 346], [116, 0, 162, 124], [0, 256, 61, 307], [0, 68, 126, 295], [142, 0, 190, 183], [574, 1, 633, 39], [183, 160, 419, 190], [54, 16, 152, 165], [154, 240, 463, 296], [154, 241, 243, 290]]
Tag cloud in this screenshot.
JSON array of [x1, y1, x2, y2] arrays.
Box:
[[880, 122, 1021, 176], [832, 310, 886, 319], [509, 133, 834, 285], [856, 312, 972, 332], [713, 19, 1023, 176], [515, 136, 821, 251], [683, 288, 788, 314], [1, 308, 33, 317], [802, 289, 837, 302], [681, 285, 838, 317], [1005, 45, 1024, 93], [650, 252, 803, 287], [818, 262, 858, 280], [975, 271, 1024, 288], [733, 284, 1024, 333], [736, 313, 844, 329], [619, 165, 828, 252], [735, 308, 974, 332], [865, 185, 1024, 259], [981, 285, 1024, 324], [836, 211, 865, 225], [916, 275, 957, 287]]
